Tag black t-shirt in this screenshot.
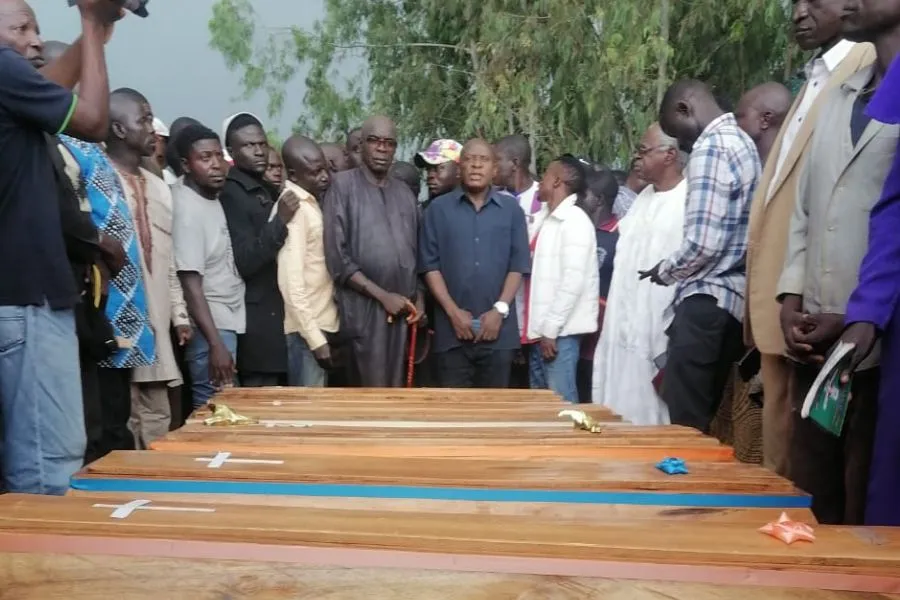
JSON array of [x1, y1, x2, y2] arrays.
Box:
[[0, 45, 78, 309]]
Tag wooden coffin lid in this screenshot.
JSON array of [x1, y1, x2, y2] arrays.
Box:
[[74, 451, 799, 496], [0, 494, 897, 580]]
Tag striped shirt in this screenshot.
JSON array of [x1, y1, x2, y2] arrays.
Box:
[[658, 113, 761, 321]]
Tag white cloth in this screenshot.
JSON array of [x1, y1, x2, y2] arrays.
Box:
[[769, 39, 856, 193], [514, 181, 547, 338], [591, 180, 687, 425], [162, 167, 178, 186], [527, 194, 599, 340]]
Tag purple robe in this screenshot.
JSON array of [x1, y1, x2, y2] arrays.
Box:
[[845, 53, 900, 526]]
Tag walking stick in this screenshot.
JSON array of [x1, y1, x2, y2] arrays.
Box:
[[406, 321, 418, 388]]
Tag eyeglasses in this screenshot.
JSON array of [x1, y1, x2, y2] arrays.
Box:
[[634, 145, 671, 158], [366, 136, 398, 150]]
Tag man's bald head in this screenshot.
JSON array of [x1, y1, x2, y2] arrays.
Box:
[[281, 135, 331, 199], [0, 0, 42, 66], [659, 79, 724, 152], [108, 88, 156, 158], [736, 82, 791, 161], [320, 142, 350, 173], [736, 82, 792, 137], [110, 88, 150, 122], [359, 115, 398, 177], [282, 135, 323, 172], [493, 134, 532, 189], [360, 115, 396, 140]]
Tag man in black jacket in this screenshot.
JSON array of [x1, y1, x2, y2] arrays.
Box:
[[220, 113, 298, 386]]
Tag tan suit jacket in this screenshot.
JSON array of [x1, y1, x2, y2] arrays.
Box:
[[744, 43, 875, 355]]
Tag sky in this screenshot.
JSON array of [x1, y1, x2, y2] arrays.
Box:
[[38, 0, 321, 137]]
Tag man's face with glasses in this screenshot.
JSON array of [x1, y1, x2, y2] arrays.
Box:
[[361, 117, 399, 176], [633, 132, 673, 185]]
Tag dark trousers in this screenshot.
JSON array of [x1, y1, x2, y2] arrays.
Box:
[[509, 345, 532, 389], [436, 345, 514, 388], [97, 366, 134, 456], [240, 372, 287, 387], [790, 364, 879, 525], [576, 358, 593, 404], [662, 295, 743, 432], [80, 355, 104, 465]]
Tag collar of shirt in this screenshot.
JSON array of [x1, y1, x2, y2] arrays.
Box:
[[227, 166, 270, 201], [692, 112, 738, 152], [454, 188, 505, 208], [807, 39, 857, 79], [546, 193, 579, 221]]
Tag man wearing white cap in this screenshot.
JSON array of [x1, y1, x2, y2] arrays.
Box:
[[151, 117, 176, 183], [414, 139, 461, 208]]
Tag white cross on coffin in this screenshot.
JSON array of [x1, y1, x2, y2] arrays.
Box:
[[194, 451, 286, 469], [92, 499, 217, 519]]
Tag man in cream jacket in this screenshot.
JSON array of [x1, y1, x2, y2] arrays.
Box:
[[275, 136, 339, 387], [527, 156, 599, 402]]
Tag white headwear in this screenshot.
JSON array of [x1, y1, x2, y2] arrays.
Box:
[[152, 117, 170, 138]]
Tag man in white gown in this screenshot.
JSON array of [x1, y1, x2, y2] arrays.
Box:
[[592, 123, 686, 425]]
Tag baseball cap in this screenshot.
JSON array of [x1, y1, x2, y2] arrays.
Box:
[[414, 139, 462, 168], [152, 117, 170, 138]]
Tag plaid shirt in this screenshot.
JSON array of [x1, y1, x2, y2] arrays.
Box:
[[658, 113, 761, 321]]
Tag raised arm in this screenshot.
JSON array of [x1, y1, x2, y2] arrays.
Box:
[[220, 189, 289, 279]]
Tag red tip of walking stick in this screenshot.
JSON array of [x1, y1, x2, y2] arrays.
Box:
[[406, 322, 418, 388]]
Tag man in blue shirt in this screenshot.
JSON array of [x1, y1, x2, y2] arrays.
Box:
[[419, 138, 530, 388], [0, 0, 117, 495]]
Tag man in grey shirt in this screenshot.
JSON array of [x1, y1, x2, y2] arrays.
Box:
[[172, 125, 246, 407]]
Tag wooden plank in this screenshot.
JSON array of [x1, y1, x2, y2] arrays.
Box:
[[151, 431, 735, 461], [67, 489, 816, 524], [171, 423, 705, 439], [72, 451, 804, 507], [190, 402, 621, 423], [4, 550, 897, 599], [212, 387, 562, 402], [0, 495, 897, 583]]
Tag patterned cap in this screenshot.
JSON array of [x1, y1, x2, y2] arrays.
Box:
[[414, 139, 462, 167]]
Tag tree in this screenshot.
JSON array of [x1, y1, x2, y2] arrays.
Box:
[[209, 0, 796, 167]]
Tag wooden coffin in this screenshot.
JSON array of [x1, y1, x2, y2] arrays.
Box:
[[1, 494, 898, 597], [71, 451, 807, 509], [190, 400, 622, 424], [212, 386, 562, 403], [66, 489, 814, 523], [152, 428, 734, 461]]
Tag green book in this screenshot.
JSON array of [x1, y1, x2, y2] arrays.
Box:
[[800, 342, 855, 437]]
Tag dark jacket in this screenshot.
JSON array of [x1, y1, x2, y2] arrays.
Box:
[[219, 167, 288, 374]]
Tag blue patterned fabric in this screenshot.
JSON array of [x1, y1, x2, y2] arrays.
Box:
[[658, 113, 761, 322], [60, 136, 155, 368]]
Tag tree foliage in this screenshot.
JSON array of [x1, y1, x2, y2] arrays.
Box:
[[209, 0, 796, 167]]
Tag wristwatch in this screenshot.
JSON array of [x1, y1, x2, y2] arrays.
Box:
[[493, 301, 510, 319]]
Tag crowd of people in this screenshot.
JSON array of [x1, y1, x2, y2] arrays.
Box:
[[0, 0, 898, 531]]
